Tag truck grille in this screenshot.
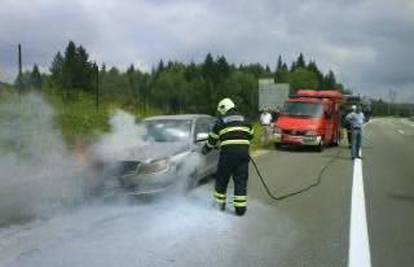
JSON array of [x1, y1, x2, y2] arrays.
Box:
[[283, 129, 306, 136]]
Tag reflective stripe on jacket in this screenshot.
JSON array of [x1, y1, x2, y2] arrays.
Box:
[[206, 109, 254, 150]]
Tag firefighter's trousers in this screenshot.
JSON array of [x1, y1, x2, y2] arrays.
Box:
[[213, 150, 249, 209]]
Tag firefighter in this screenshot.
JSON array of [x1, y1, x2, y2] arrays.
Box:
[[201, 98, 254, 216]]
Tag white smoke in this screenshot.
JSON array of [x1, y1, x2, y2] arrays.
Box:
[[0, 94, 97, 225], [91, 110, 148, 162], [0, 94, 205, 225]]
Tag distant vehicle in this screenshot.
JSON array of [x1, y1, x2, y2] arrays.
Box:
[[272, 90, 343, 151], [106, 114, 219, 195]]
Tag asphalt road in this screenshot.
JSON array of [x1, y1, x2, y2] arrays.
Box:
[[0, 117, 412, 267], [363, 118, 414, 267]]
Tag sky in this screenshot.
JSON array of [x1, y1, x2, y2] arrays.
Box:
[[0, 0, 413, 102]]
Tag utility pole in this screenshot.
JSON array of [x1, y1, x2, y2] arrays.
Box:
[[17, 43, 23, 93], [95, 65, 99, 112], [18, 44, 22, 76]]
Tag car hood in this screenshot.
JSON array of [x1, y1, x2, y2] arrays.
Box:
[[95, 141, 190, 163], [122, 142, 190, 162], [276, 116, 322, 131]]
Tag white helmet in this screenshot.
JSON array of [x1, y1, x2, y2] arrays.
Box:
[[351, 105, 357, 111], [217, 98, 235, 115]]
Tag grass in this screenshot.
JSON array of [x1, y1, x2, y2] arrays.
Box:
[[251, 122, 273, 151], [41, 88, 164, 147], [1, 86, 268, 151]]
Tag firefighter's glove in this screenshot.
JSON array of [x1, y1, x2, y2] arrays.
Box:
[[201, 145, 211, 155]]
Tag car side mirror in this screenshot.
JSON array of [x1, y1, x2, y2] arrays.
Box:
[[196, 132, 209, 142], [324, 111, 332, 119]]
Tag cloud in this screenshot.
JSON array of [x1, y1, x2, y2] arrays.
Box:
[[0, 0, 413, 102]]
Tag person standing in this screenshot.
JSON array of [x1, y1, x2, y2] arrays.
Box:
[[346, 105, 365, 160], [260, 107, 273, 144], [344, 105, 357, 148], [202, 98, 254, 216]]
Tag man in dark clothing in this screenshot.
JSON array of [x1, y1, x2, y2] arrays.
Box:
[[202, 98, 254, 216]]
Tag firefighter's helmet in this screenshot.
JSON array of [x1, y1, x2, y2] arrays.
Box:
[[217, 98, 235, 115]]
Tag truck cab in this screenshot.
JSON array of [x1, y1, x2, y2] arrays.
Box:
[[272, 90, 342, 151]]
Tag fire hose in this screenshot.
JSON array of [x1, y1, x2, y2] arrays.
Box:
[[249, 148, 343, 201]]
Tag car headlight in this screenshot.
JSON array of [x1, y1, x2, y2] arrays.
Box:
[[139, 159, 169, 174], [305, 130, 318, 136]]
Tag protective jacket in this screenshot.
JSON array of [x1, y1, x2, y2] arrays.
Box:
[[204, 109, 254, 153]]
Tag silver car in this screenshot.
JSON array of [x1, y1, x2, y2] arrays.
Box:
[[114, 114, 218, 195]]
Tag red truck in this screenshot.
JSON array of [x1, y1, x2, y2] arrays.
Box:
[[272, 90, 343, 151]]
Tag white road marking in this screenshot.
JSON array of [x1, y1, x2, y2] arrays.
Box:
[[399, 118, 414, 128], [397, 129, 405, 135], [348, 150, 372, 267]]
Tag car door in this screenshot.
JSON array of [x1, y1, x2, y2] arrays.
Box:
[[194, 117, 219, 177]]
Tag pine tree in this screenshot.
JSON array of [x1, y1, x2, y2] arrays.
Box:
[[217, 55, 230, 80], [202, 53, 215, 81], [76, 45, 94, 90], [296, 53, 306, 68], [276, 55, 283, 71], [290, 61, 297, 72], [157, 60, 165, 73], [30, 64, 42, 89], [62, 41, 77, 89], [50, 52, 64, 86], [323, 70, 337, 90], [275, 55, 284, 82], [307, 61, 323, 88]]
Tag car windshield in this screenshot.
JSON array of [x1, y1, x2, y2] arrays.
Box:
[[144, 119, 191, 142], [283, 102, 323, 118]]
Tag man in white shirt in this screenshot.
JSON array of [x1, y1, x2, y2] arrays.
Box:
[[260, 107, 273, 144], [346, 105, 365, 160], [260, 108, 273, 126]]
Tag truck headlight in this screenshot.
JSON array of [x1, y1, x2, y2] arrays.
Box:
[[274, 127, 282, 134], [305, 130, 318, 136], [139, 159, 169, 174]]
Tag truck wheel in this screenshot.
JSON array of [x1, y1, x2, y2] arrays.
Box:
[[274, 143, 281, 150], [333, 133, 340, 147], [317, 139, 324, 152]]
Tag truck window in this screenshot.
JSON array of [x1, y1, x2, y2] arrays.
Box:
[[283, 102, 323, 118]]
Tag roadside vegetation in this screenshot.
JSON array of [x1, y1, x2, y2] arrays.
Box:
[[10, 40, 410, 149]]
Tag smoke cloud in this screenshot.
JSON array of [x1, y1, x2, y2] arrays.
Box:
[[0, 94, 204, 226], [0, 94, 97, 225]]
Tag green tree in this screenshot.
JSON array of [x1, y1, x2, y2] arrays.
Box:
[[58, 41, 95, 91], [289, 68, 320, 93], [323, 70, 336, 90], [30, 64, 42, 89], [306, 61, 323, 88], [296, 53, 306, 68], [50, 52, 64, 86]]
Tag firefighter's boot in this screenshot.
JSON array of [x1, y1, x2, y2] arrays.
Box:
[[233, 195, 247, 216], [235, 207, 246, 216], [213, 191, 226, 211]]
